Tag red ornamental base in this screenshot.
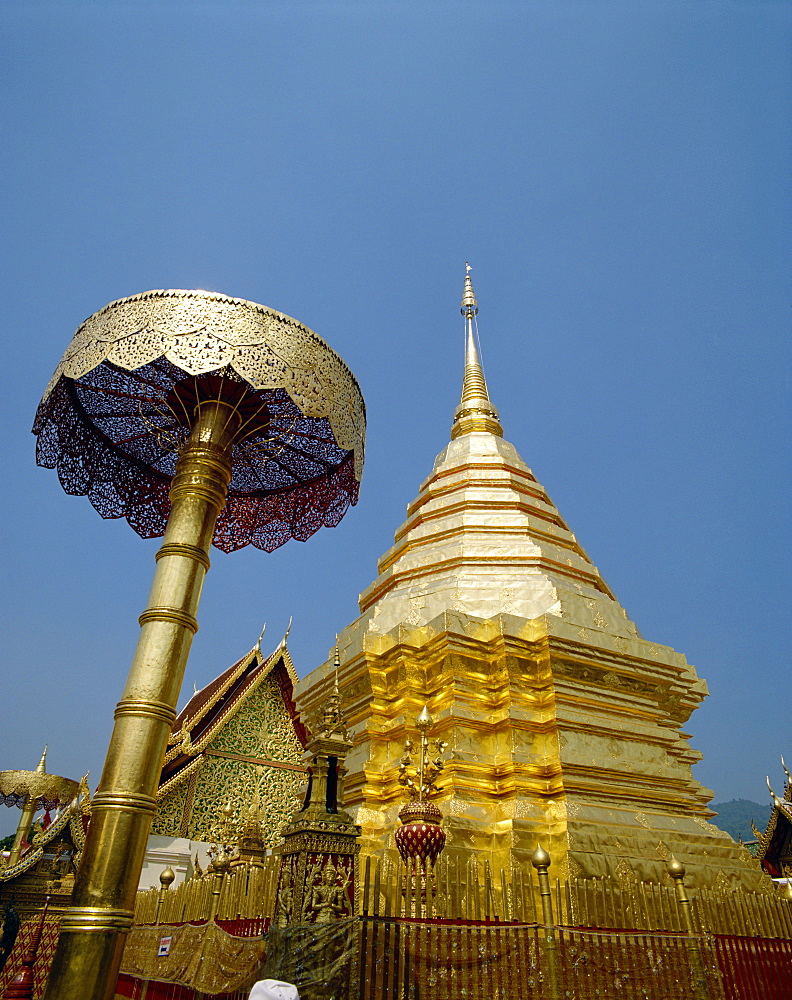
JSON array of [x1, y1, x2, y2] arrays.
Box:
[[395, 800, 446, 870]]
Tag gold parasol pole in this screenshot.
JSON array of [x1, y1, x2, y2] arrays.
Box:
[[43, 400, 239, 1000]]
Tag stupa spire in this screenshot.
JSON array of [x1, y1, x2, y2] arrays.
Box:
[[452, 263, 503, 439]]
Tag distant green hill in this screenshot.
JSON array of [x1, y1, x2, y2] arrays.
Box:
[[709, 799, 772, 842]]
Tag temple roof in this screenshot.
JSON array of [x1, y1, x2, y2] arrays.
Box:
[[358, 266, 640, 639], [756, 765, 792, 878], [158, 636, 309, 799]]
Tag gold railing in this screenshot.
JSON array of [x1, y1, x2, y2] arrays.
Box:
[[121, 850, 792, 1000], [134, 857, 279, 925], [693, 881, 792, 938], [133, 848, 792, 942], [358, 851, 792, 939], [360, 852, 538, 922]]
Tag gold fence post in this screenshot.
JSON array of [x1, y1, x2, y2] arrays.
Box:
[[154, 867, 175, 927], [210, 869, 228, 921], [667, 859, 711, 1000], [531, 846, 560, 1000]]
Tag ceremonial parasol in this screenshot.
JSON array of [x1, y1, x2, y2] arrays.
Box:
[[34, 289, 364, 552], [33, 290, 365, 1000]]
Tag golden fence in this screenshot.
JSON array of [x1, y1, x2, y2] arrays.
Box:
[[693, 881, 792, 937], [133, 858, 279, 925], [357, 852, 792, 939], [133, 850, 792, 940], [123, 850, 792, 1000], [351, 921, 720, 1000]]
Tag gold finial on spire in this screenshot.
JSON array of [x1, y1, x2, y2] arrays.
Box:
[[320, 638, 347, 738], [452, 263, 503, 439], [461, 262, 478, 316], [36, 747, 48, 773]]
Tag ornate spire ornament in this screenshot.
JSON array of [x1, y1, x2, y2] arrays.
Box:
[[274, 643, 360, 927], [395, 707, 449, 874], [319, 639, 346, 739], [35, 291, 366, 1000], [452, 263, 503, 439]]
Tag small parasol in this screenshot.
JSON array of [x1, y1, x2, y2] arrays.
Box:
[[0, 749, 79, 867]]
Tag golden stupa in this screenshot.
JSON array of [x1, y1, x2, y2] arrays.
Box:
[[296, 266, 759, 889]]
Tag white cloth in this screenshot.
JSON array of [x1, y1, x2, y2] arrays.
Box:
[[249, 980, 300, 1000]]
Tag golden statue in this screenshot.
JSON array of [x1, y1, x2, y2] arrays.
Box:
[[309, 862, 349, 923]]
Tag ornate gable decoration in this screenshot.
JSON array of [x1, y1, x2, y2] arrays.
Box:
[[151, 637, 310, 847]]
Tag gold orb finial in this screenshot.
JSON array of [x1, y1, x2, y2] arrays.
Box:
[[159, 866, 175, 888], [531, 845, 551, 870], [667, 857, 686, 880]]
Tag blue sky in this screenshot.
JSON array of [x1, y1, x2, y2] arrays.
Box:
[[1, 1, 789, 836]]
